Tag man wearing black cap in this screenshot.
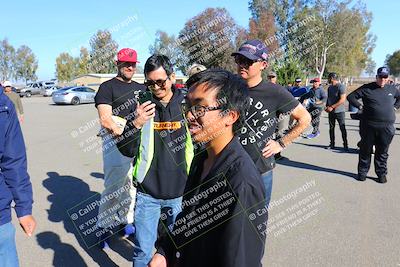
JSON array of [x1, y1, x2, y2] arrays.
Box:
[[325, 72, 348, 150], [347, 67, 400, 183], [231, 39, 311, 207], [267, 71, 277, 84]]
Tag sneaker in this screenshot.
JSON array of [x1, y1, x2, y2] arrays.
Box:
[[306, 133, 316, 139], [124, 224, 135, 238], [357, 174, 366, 181], [377, 176, 387, 184], [326, 145, 335, 150], [313, 131, 320, 138]]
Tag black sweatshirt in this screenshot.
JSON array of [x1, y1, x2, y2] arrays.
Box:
[[156, 138, 267, 267], [117, 88, 190, 199], [347, 82, 400, 123]]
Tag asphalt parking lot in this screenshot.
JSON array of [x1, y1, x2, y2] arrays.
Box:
[[14, 96, 400, 267]]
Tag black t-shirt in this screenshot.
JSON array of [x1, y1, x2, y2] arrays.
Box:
[[347, 82, 400, 123], [239, 80, 298, 173], [94, 77, 145, 119]]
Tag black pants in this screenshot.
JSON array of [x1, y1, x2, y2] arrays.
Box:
[[308, 106, 323, 134], [358, 120, 395, 177], [328, 112, 348, 146]]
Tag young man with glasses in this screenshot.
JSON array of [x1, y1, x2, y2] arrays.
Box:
[[94, 48, 145, 247], [231, 39, 311, 207], [149, 69, 267, 267], [117, 54, 194, 267], [347, 67, 400, 183]]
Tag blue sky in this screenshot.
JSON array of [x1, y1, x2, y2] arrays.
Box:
[[0, 0, 398, 81]]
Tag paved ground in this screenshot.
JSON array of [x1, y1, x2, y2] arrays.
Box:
[[14, 96, 400, 267]]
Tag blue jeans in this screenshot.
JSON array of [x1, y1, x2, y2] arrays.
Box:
[[261, 170, 273, 208], [132, 192, 182, 267], [0, 222, 19, 267]]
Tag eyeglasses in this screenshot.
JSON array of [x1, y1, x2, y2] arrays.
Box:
[[181, 103, 222, 119], [234, 55, 261, 68], [144, 77, 169, 90]]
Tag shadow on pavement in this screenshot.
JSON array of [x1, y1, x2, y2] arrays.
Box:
[[36, 231, 87, 267], [42, 171, 132, 266], [276, 158, 356, 180]]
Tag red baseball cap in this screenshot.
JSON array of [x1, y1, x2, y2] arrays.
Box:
[[117, 48, 139, 63], [311, 77, 320, 83]]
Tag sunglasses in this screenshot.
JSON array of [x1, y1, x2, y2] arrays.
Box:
[[234, 56, 261, 68], [118, 62, 137, 68], [181, 103, 222, 119], [144, 77, 170, 90]]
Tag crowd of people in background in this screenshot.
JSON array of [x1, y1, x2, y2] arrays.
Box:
[[0, 37, 399, 267]]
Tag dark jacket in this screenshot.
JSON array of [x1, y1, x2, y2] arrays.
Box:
[[347, 82, 400, 124], [117, 87, 191, 199], [0, 88, 33, 226], [157, 138, 267, 267]]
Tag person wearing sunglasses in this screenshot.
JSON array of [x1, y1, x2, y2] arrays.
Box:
[[117, 54, 194, 267], [149, 69, 267, 267], [94, 48, 145, 248], [231, 39, 311, 208], [347, 67, 400, 183]]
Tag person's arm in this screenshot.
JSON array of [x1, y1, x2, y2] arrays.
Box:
[[315, 89, 327, 105], [97, 104, 123, 136], [327, 84, 346, 112], [394, 87, 400, 110], [116, 101, 156, 157], [1, 103, 36, 236], [347, 86, 364, 109], [262, 103, 311, 158]]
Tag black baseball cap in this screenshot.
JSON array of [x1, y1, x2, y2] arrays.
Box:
[[328, 72, 338, 80], [377, 67, 389, 78], [231, 39, 268, 61]]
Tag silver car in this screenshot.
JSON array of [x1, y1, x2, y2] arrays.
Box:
[[42, 86, 62, 96], [52, 86, 96, 105]]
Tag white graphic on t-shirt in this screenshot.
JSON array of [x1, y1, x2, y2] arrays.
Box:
[[240, 97, 271, 147]]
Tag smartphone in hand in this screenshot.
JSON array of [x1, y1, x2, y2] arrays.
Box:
[[138, 91, 153, 104]]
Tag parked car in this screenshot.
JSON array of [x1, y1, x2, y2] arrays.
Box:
[[19, 81, 56, 97], [52, 86, 96, 105], [42, 86, 62, 96]]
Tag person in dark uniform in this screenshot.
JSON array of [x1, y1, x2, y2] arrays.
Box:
[[347, 67, 400, 183], [325, 72, 349, 150]]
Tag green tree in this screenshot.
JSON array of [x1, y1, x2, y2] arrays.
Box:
[[55, 52, 77, 82], [385, 50, 400, 77], [0, 38, 16, 81], [178, 8, 240, 73], [149, 31, 186, 73], [77, 47, 90, 76], [14, 45, 38, 83], [88, 30, 118, 73], [295, 0, 376, 78], [272, 42, 306, 85]]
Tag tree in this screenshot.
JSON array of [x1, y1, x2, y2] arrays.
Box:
[[178, 8, 240, 73], [385, 50, 400, 77], [295, 0, 376, 78], [0, 38, 16, 81], [14, 45, 38, 83], [55, 52, 77, 82], [149, 31, 186, 73], [272, 42, 306, 85], [365, 58, 376, 77], [88, 30, 118, 73], [77, 47, 90, 76]]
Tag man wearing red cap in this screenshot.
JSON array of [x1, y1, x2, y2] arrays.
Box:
[[300, 77, 327, 138], [94, 48, 146, 247]]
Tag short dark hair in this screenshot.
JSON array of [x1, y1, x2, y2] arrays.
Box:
[[186, 68, 249, 134], [328, 72, 338, 80], [144, 54, 174, 77]]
